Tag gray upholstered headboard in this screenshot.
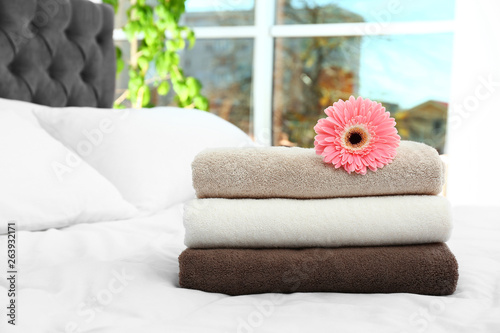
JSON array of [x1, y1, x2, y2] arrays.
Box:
[[0, 0, 116, 108]]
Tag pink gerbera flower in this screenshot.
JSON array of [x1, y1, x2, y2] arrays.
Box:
[[314, 96, 400, 175]]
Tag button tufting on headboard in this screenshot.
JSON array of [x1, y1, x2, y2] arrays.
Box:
[[0, 0, 116, 108]]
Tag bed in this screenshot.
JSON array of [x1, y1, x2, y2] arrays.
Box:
[[1, 205, 500, 333], [1, 1, 500, 332]]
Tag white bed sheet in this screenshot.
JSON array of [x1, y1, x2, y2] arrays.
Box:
[[1, 205, 499, 333]]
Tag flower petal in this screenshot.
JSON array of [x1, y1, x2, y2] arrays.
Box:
[[314, 96, 400, 174]]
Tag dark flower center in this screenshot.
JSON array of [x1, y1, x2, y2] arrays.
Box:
[[345, 128, 368, 149], [348, 133, 362, 145]]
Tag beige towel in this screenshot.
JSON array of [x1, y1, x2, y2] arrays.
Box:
[[192, 140, 445, 199]]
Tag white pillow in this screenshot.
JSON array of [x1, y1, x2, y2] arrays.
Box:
[[0, 97, 48, 125], [33, 107, 254, 212], [0, 111, 138, 233]]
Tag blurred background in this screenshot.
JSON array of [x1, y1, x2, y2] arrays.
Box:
[[113, 0, 454, 152], [109, 0, 500, 207]]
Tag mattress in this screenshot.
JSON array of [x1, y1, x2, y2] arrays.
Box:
[[1, 204, 499, 333]]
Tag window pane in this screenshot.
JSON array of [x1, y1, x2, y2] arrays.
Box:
[[182, 0, 255, 27], [114, 38, 253, 136], [114, 0, 128, 29], [276, 0, 455, 24], [157, 39, 254, 135], [114, 0, 255, 28], [273, 33, 453, 153]]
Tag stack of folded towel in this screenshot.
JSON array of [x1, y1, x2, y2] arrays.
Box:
[[179, 140, 458, 296]]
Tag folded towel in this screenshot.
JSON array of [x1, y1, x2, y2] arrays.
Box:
[[179, 243, 458, 296], [184, 195, 451, 248], [192, 140, 444, 199]]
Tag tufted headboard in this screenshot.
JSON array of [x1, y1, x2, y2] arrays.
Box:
[[0, 0, 116, 108]]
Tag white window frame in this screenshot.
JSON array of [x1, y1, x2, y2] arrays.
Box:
[[114, 0, 455, 146]]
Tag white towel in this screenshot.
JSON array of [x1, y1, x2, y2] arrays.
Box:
[[184, 196, 451, 248]]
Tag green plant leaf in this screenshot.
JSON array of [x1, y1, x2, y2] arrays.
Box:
[[128, 69, 144, 101], [124, 21, 140, 39], [186, 29, 196, 49], [171, 53, 180, 66], [115, 46, 124, 75], [174, 83, 189, 102], [138, 84, 151, 107], [186, 77, 202, 95], [177, 38, 185, 50], [166, 40, 176, 51], [155, 5, 168, 19], [137, 57, 149, 72], [157, 81, 170, 96], [194, 96, 209, 111], [169, 68, 181, 81], [102, 0, 119, 13], [114, 0, 209, 111]]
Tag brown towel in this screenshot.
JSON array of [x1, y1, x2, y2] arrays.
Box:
[[192, 140, 444, 199], [179, 243, 458, 296]]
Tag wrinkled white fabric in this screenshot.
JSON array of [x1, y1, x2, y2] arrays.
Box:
[[0, 205, 498, 333]]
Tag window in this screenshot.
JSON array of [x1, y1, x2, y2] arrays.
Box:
[[181, 0, 255, 27], [180, 39, 254, 134], [113, 0, 455, 151]]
